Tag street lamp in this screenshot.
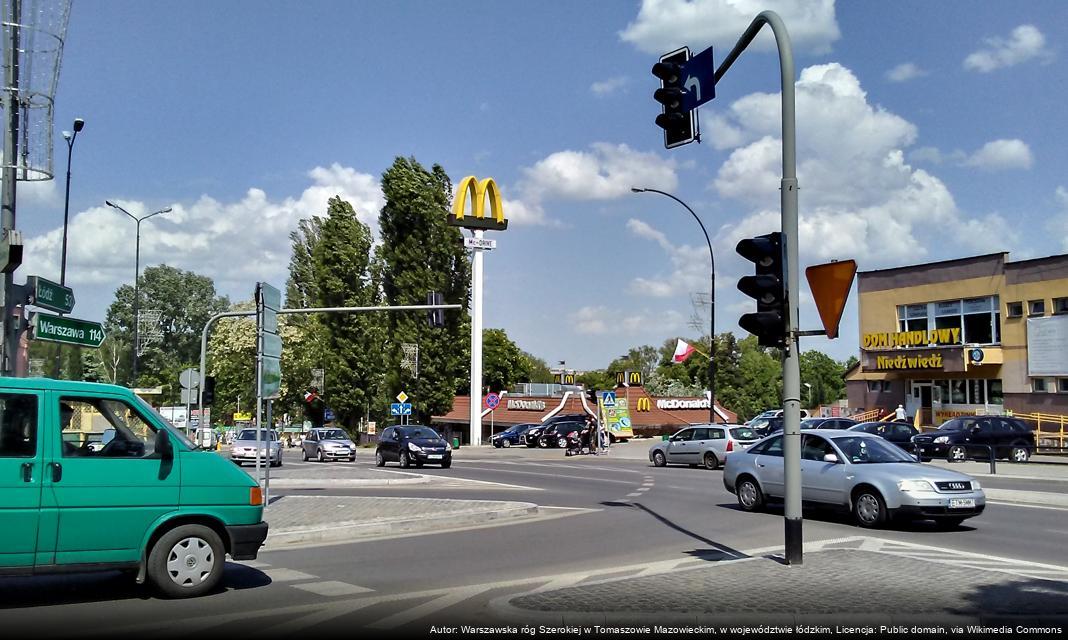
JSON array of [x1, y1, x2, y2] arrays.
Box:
[[631, 187, 717, 424], [803, 382, 812, 408], [106, 200, 171, 386], [59, 117, 85, 287]]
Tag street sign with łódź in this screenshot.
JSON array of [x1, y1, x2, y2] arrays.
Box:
[[485, 392, 500, 410], [679, 45, 716, 111], [31, 313, 105, 348], [805, 260, 857, 340], [26, 276, 75, 314]]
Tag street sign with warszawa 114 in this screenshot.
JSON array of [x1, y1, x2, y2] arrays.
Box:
[[31, 313, 105, 348]]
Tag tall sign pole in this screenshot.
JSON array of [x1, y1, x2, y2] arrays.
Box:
[[1, 0, 21, 376], [448, 176, 507, 448]]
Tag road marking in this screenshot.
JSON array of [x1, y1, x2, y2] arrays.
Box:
[[262, 568, 317, 582], [451, 465, 636, 485], [291, 580, 375, 596], [369, 585, 491, 629], [636, 487, 650, 492], [625, 493, 642, 498]]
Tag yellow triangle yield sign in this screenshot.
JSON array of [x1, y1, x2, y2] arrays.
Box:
[[805, 260, 857, 339]]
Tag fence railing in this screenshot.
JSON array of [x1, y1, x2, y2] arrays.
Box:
[[851, 408, 884, 422], [1012, 412, 1068, 450]]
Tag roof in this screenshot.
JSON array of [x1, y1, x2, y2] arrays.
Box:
[[0, 377, 131, 394]]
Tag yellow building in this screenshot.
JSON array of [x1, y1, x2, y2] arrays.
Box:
[[846, 252, 1068, 424]]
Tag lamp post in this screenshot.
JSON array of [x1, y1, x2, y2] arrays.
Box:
[[803, 382, 812, 409], [59, 118, 84, 287], [631, 187, 717, 424], [106, 200, 171, 386]]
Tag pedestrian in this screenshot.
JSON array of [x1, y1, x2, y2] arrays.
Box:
[[895, 404, 906, 421]]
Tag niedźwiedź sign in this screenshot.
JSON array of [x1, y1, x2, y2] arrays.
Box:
[[31, 313, 105, 348], [874, 352, 944, 370], [862, 328, 961, 350]]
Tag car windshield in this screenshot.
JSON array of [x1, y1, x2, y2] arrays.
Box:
[[938, 421, 964, 431], [237, 429, 277, 441], [401, 427, 440, 439], [730, 427, 759, 440], [319, 429, 348, 440], [831, 436, 916, 464], [800, 419, 822, 429]]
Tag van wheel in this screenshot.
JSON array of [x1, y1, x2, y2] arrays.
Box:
[[1010, 444, 1030, 463], [704, 452, 719, 470], [147, 524, 225, 599]]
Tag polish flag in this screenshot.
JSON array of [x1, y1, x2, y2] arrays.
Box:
[[672, 339, 696, 363]]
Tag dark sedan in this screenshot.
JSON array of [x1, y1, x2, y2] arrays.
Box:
[[800, 417, 859, 430], [375, 425, 452, 468], [850, 421, 919, 449], [537, 422, 583, 448], [491, 423, 537, 448]]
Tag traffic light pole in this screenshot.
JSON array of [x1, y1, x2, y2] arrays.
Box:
[[717, 10, 802, 564]]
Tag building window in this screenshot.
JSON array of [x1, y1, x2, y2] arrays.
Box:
[[989, 380, 1003, 404], [867, 381, 880, 393], [1033, 378, 1048, 393], [967, 379, 986, 404], [881, 381, 892, 392], [1055, 298, 1068, 315], [1006, 302, 1023, 318], [1029, 299, 1046, 316], [897, 303, 929, 333], [950, 380, 967, 404], [934, 380, 949, 403], [1059, 379, 1068, 393]]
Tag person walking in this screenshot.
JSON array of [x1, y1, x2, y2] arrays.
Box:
[[895, 404, 906, 421]]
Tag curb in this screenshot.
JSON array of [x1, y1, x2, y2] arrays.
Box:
[[264, 502, 540, 548], [985, 487, 1068, 507], [267, 474, 431, 488]]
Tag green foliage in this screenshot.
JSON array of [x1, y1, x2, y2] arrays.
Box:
[[483, 329, 532, 392], [377, 157, 470, 424], [800, 349, 849, 409], [521, 351, 555, 384], [608, 345, 660, 378], [576, 370, 616, 393]]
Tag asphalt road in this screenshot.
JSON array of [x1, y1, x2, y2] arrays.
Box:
[[3, 444, 1067, 638]]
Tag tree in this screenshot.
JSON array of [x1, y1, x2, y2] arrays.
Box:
[[280, 216, 331, 419], [377, 157, 471, 424], [800, 349, 849, 409], [521, 351, 555, 384], [310, 196, 383, 429], [576, 370, 617, 393], [482, 329, 533, 392], [608, 345, 660, 378], [285, 217, 324, 312], [103, 265, 230, 398]]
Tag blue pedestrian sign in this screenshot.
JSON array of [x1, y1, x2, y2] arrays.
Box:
[[390, 403, 413, 416], [601, 391, 616, 408]]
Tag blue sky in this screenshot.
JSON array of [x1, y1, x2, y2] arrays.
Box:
[[15, 0, 1068, 370]]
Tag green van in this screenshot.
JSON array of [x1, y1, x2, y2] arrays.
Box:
[[0, 377, 267, 598]]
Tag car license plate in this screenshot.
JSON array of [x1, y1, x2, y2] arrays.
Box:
[[949, 498, 975, 509], [428, 454, 442, 460]]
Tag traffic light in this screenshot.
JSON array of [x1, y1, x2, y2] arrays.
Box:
[[736, 232, 788, 348], [426, 291, 445, 328], [202, 376, 216, 406], [652, 47, 697, 149]]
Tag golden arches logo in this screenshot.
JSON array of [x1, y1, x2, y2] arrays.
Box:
[[449, 176, 508, 231], [564, 374, 575, 384], [615, 371, 626, 386], [636, 397, 651, 412], [629, 372, 643, 386]]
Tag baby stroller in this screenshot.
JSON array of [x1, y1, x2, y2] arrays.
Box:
[[564, 425, 592, 456]]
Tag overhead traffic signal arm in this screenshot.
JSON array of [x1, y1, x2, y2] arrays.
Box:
[[736, 232, 788, 348]]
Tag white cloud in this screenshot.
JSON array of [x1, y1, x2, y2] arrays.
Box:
[[964, 24, 1052, 73], [908, 146, 944, 165], [956, 213, 1020, 253], [22, 163, 384, 290], [1057, 186, 1068, 209], [571, 305, 684, 334], [625, 218, 713, 298], [620, 0, 840, 55], [590, 76, 629, 96], [1053, 187, 1068, 251], [706, 62, 1023, 268], [963, 139, 1033, 171], [885, 62, 927, 83]]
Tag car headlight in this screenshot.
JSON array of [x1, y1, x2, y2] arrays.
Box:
[[933, 436, 949, 444], [407, 442, 422, 452], [445, 442, 452, 451], [971, 480, 981, 490], [897, 479, 936, 492]]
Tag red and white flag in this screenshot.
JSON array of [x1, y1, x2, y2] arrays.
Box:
[[672, 339, 696, 363]]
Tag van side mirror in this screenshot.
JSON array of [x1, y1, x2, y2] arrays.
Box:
[[156, 429, 174, 460], [823, 453, 839, 464]]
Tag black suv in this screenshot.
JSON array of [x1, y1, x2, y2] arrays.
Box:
[[523, 415, 589, 447], [911, 416, 1035, 463], [537, 421, 585, 448]]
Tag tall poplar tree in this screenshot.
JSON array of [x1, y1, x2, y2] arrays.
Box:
[[377, 157, 471, 423]]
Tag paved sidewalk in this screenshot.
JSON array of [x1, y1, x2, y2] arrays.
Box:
[[263, 495, 539, 547], [500, 538, 1068, 626]]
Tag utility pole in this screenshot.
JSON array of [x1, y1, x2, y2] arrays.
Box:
[[1, 0, 22, 377]]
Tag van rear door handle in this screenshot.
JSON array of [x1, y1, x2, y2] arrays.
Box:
[[21, 462, 32, 482], [48, 462, 62, 482]]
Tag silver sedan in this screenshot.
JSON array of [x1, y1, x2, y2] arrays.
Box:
[[230, 429, 283, 467], [722, 429, 985, 528]]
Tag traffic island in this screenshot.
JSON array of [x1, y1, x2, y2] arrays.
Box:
[[263, 496, 539, 548]]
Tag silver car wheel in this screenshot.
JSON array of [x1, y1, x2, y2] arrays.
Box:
[[652, 451, 666, 467], [502, 439, 511, 448], [166, 536, 215, 588], [738, 481, 758, 508], [856, 494, 880, 524], [1011, 446, 1029, 463]]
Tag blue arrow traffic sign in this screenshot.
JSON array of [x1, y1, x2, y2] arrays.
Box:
[[390, 403, 402, 416], [679, 45, 715, 111]]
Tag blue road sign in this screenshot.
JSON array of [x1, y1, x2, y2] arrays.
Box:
[[324, 409, 335, 422], [390, 403, 402, 416], [601, 391, 616, 408], [400, 403, 412, 415], [485, 392, 500, 410], [680, 45, 715, 111]]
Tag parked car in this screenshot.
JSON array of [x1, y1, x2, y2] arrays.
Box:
[[911, 416, 1035, 463], [301, 427, 356, 462], [800, 417, 858, 430], [746, 408, 809, 425], [375, 425, 452, 468], [648, 424, 761, 470], [1, 377, 267, 598], [491, 423, 537, 448], [850, 421, 919, 450], [749, 417, 784, 437], [522, 423, 548, 447], [723, 430, 986, 528], [231, 428, 283, 467], [538, 421, 583, 448]]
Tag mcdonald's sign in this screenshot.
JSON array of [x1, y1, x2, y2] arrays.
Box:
[[449, 176, 508, 231], [556, 373, 576, 385], [628, 371, 643, 386], [615, 371, 626, 387], [636, 397, 652, 412]]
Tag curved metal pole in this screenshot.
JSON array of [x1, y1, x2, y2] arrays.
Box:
[[715, 9, 800, 564], [632, 187, 716, 424]]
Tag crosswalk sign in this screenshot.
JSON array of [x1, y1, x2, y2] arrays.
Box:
[[601, 391, 616, 408]]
